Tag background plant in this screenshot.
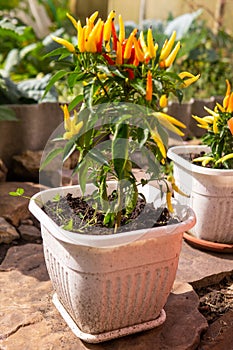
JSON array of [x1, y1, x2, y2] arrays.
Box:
[[192, 79, 233, 169]]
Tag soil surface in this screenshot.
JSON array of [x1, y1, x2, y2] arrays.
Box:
[[43, 192, 179, 235], [195, 273, 233, 324]]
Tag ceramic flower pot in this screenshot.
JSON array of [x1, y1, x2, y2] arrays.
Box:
[[0, 103, 63, 170], [168, 145, 233, 244], [29, 182, 196, 343]]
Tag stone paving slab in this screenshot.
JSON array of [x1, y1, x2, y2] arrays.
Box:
[[0, 182, 44, 227], [0, 243, 208, 350], [198, 310, 233, 350], [177, 241, 233, 288]]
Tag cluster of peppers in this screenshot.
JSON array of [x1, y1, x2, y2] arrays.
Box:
[[52, 10, 199, 102]]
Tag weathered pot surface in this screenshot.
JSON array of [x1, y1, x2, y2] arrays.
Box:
[[168, 145, 233, 244], [29, 182, 196, 342]]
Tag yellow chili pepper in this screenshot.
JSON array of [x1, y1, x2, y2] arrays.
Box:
[[164, 41, 181, 67], [61, 105, 83, 140], [89, 11, 99, 23], [96, 20, 104, 52], [85, 38, 97, 53], [84, 23, 92, 42], [147, 28, 156, 58], [178, 71, 195, 79], [192, 115, 209, 129], [167, 175, 189, 197], [179, 73, 200, 87], [133, 37, 144, 62], [223, 80, 231, 109], [118, 14, 125, 44], [124, 28, 137, 60], [85, 18, 102, 53], [103, 10, 116, 43], [156, 112, 186, 129], [166, 191, 174, 213], [52, 36, 75, 53], [202, 116, 214, 123], [154, 112, 185, 136], [151, 127, 166, 159], [203, 106, 219, 118], [66, 13, 78, 30], [213, 116, 219, 134], [160, 31, 176, 60], [216, 102, 225, 113], [192, 156, 214, 166], [61, 104, 71, 130], [216, 153, 233, 164], [146, 70, 152, 101], [159, 94, 168, 108], [77, 20, 85, 52], [139, 31, 149, 58]]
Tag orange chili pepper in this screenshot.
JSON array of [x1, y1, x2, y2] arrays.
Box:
[[228, 116, 233, 135], [227, 92, 233, 113], [133, 37, 144, 62], [123, 29, 137, 60], [116, 41, 123, 64], [146, 70, 152, 101]]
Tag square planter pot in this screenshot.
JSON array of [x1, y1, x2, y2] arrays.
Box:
[[29, 182, 196, 343], [168, 145, 233, 244]]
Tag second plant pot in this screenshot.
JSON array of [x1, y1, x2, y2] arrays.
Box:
[[168, 145, 233, 244]]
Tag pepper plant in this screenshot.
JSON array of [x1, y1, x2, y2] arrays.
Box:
[[192, 79, 233, 169], [42, 10, 199, 232]]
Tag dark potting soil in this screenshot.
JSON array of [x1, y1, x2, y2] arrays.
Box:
[[43, 192, 179, 235], [181, 151, 225, 169]]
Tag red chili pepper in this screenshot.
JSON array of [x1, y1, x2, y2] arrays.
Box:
[[111, 20, 118, 51], [127, 68, 134, 80], [102, 53, 115, 65], [127, 47, 135, 64]]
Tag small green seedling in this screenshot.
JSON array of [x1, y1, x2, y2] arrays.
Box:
[[9, 188, 30, 199]]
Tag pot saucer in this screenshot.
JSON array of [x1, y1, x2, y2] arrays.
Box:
[[53, 293, 166, 343], [183, 232, 233, 253]]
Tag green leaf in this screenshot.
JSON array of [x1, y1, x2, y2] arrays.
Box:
[[112, 123, 129, 179], [62, 140, 77, 163], [68, 94, 84, 111], [63, 218, 73, 231], [52, 194, 61, 202], [88, 148, 109, 166], [83, 82, 94, 111], [9, 188, 24, 196], [40, 147, 64, 171], [43, 47, 69, 59], [77, 158, 90, 195], [43, 70, 70, 98]]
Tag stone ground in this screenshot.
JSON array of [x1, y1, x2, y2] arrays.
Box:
[[0, 181, 233, 350]]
